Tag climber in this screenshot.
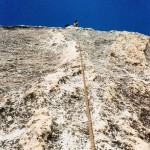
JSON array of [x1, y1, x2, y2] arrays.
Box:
[[73, 19, 78, 27]]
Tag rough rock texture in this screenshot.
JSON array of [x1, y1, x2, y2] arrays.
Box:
[[0, 26, 150, 150]]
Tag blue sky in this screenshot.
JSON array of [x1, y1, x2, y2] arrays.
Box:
[[0, 0, 150, 35]]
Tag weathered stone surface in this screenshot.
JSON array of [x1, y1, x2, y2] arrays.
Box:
[[0, 26, 150, 149]]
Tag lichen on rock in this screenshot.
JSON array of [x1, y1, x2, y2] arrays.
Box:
[[19, 108, 53, 150]]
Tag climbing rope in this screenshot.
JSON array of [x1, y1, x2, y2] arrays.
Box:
[[77, 38, 96, 150]]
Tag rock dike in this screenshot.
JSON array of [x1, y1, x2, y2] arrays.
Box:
[[0, 26, 150, 150]]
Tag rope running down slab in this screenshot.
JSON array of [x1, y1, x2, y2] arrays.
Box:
[[78, 41, 96, 150]]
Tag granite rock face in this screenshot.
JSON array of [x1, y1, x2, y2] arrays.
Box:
[[0, 26, 150, 150]]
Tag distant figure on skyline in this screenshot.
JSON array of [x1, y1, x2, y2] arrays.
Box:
[[74, 19, 78, 27]]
